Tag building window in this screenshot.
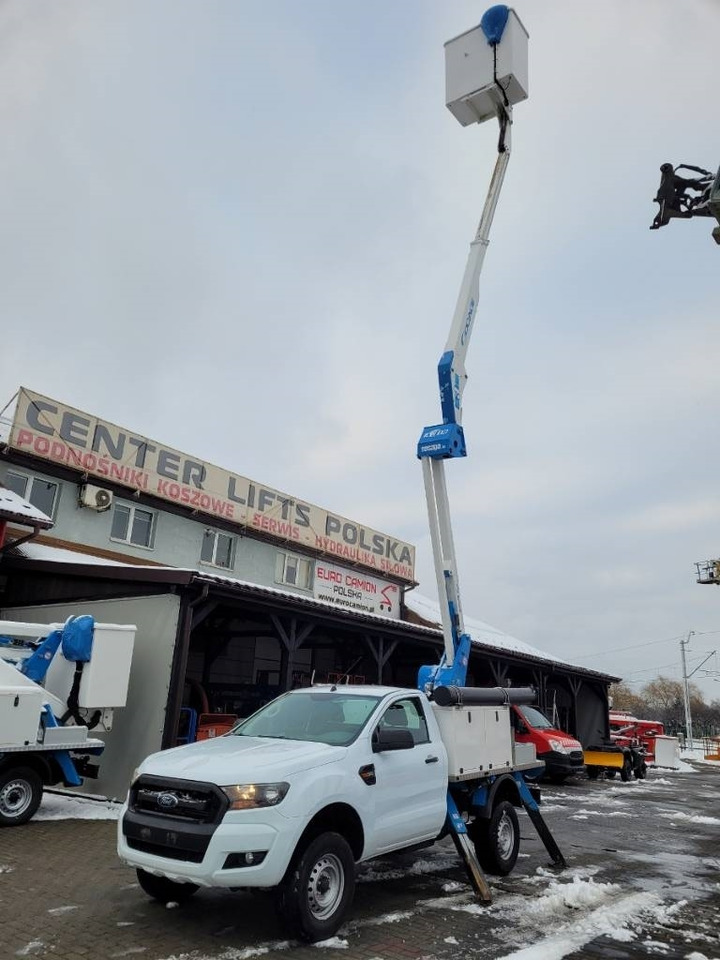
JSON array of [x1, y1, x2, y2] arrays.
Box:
[[110, 502, 155, 548], [275, 552, 312, 589], [200, 529, 234, 569], [5, 471, 59, 518]]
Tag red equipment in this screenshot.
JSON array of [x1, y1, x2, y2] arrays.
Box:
[[609, 711, 664, 762]]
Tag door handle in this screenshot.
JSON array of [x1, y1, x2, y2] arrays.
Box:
[[425, 756, 439, 764]]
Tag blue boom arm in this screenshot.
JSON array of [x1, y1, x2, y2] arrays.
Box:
[[417, 6, 515, 693]]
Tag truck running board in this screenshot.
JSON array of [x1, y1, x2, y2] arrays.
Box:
[[514, 774, 566, 869], [446, 792, 492, 902]]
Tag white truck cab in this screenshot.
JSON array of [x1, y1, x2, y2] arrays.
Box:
[[119, 686, 451, 941]]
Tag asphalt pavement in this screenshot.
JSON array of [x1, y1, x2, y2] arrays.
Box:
[[1, 762, 719, 960]]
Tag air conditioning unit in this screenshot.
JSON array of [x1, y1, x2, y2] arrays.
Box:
[[79, 484, 113, 513]]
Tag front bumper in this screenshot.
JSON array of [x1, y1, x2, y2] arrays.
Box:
[[539, 750, 585, 778], [117, 803, 300, 888]]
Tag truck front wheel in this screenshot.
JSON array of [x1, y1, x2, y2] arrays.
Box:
[[136, 868, 198, 904], [277, 832, 355, 942], [0, 767, 43, 827], [472, 801, 520, 876]]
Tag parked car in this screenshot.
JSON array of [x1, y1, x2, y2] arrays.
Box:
[[510, 704, 584, 783]]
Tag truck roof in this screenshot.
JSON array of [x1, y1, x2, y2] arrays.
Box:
[[290, 684, 418, 699]]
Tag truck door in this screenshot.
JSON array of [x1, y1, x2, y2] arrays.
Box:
[[370, 696, 448, 854]]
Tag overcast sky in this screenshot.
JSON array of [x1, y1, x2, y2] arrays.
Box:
[[1, 0, 719, 701]]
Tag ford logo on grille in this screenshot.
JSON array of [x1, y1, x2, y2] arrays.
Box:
[[157, 792, 179, 810]]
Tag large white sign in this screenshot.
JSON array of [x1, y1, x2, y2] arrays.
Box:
[[9, 388, 416, 583], [313, 561, 401, 618]]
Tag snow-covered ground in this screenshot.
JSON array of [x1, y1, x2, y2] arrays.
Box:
[[11, 764, 719, 960], [34, 790, 122, 821]]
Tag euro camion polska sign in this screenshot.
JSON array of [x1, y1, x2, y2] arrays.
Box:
[[9, 388, 416, 583]]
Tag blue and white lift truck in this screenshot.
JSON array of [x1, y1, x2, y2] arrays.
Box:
[[0, 615, 135, 826], [118, 6, 565, 942]]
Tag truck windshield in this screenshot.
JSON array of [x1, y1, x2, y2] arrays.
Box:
[[519, 705, 554, 730], [231, 691, 382, 746]]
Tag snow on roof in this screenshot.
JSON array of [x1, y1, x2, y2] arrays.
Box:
[[15, 543, 130, 566], [191, 568, 442, 634], [11, 543, 605, 676], [11, 543, 439, 633], [0, 487, 53, 527], [405, 592, 571, 667]]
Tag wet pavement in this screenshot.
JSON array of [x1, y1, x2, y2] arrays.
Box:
[[1, 762, 718, 960]]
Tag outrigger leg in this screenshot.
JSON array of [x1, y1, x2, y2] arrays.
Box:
[[446, 791, 493, 902], [514, 774, 566, 868]]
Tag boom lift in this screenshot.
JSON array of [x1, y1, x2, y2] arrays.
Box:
[[116, 10, 565, 940], [416, 5, 565, 898], [0, 615, 135, 825]]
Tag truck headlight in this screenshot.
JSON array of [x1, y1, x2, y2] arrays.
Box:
[[548, 739, 568, 755], [221, 783, 290, 810]]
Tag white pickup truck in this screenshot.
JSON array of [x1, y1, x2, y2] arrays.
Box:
[[118, 683, 552, 942]]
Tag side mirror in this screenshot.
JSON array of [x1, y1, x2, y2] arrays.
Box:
[[515, 721, 527, 735], [372, 727, 414, 752]]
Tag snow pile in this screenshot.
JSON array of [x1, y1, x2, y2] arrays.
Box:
[[35, 792, 123, 821], [160, 944, 291, 960], [352, 910, 415, 928], [499, 876, 624, 919], [491, 880, 663, 960], [656, 811, 720, 826], [15, 943, 45, 958], [358, 850, 457, 883]]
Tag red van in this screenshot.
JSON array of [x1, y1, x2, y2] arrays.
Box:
[[511, 704, 585, 783]]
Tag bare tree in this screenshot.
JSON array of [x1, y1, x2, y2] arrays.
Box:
[[608, 682, 648, 716]]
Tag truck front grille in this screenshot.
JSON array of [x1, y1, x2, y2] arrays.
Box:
[[130, 775, 228, 824]]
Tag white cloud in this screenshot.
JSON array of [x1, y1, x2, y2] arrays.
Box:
[[1, 0, 719, 700]]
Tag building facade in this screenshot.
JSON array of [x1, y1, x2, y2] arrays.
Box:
[[0, 386, 619, 799], [0, 387, 413, 615]]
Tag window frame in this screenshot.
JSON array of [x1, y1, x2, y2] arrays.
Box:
[[4, 470, 60, 519], [109, 501, 156, 550], [375, 696, 431, 747], [275, 551, 313, 590], [200, 528, 235, 570]]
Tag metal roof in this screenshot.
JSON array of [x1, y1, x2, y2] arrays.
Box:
[[8, 542, 619, 683], [0, 488, 54, 528]]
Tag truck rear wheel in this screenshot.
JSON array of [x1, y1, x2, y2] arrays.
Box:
[[0, 767, 43, 827], [472, 801, 520, 876], [136, 868, 198, 904], [277, 831, 355, 942]]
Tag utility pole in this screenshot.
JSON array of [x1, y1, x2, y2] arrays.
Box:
[[680, 631, 695, 749]]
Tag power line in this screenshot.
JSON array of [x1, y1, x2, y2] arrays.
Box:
[[571, 633, 686, 661], [572, 631, 720, 663]]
